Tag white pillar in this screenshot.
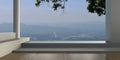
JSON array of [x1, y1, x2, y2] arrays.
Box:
[[13, 0, 20, 39], [106, 0, 111, 42]]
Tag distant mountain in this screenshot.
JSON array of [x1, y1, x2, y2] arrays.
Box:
[[0, 23, 106, 41], [0, 23, 13, 32]]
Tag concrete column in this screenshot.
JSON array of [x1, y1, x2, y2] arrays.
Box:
[[107, 0, 120, 43], [13, 0, 20, 39], [106, 0, 111, 42]]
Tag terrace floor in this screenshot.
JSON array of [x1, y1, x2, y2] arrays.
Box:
[[0, 53, 120, 60], [0, 53, 105, 60]]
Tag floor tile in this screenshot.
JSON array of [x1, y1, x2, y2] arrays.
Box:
[[64, 53, 106, 60]]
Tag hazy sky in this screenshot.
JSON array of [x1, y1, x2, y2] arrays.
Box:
[[0, 0, 105, 25]]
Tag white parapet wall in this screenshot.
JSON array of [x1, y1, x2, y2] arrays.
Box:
[[0, 32, 16, 41], [0, 32, 30, 58]]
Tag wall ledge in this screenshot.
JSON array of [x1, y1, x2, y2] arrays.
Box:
[[0, 37, 30, 58]]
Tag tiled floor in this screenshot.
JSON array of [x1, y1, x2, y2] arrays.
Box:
[[0, 53, 105, 60]]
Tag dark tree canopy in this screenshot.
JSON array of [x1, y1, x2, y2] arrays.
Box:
[[87, 0, 105, 16], [35, 0, 105, 16], [35, 0, 67, 10]]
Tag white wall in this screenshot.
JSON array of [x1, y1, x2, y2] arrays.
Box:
[[0, 37, 29, 58], [107, 0, 120, 43], [0, 32, 16, 41]]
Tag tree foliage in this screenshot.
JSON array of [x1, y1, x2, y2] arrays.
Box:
[[35, 0, 105, 16], [87, 0, 105, 16], [35, 0, 67, 10]]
